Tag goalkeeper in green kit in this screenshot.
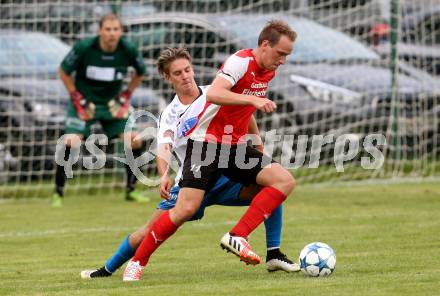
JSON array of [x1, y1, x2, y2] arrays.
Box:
[[52, 13, 150, 207]]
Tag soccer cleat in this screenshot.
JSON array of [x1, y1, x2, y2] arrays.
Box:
[[125, 190, 151, 203], [220, 233, 261, 265], [51, 193, 63, 208], [123, 260, 145, 281], [266, 248, 300, 273], [80, 266, 112, 279]]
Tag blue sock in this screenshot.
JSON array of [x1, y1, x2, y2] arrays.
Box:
[[264, 205, 282, 249], [104, 235, 135, 273]]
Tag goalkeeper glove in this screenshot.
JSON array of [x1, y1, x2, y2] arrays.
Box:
[[70, 90, 95, 121], [108, 89, 132, 119]]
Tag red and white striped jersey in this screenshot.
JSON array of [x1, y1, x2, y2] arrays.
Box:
[[187, 49, 275, 144]]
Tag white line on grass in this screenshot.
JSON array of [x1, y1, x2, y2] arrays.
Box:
[[0, 221, 237, 238], [0, 227, 134, 238]]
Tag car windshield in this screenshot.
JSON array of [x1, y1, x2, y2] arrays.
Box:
[[0, 32, 70, 76], [216, 15, 380, 63]]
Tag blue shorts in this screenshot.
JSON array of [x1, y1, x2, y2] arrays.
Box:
[[157, 175, 250, 221]]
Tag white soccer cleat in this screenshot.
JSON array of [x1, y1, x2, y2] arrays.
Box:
[[123, 260, 145, 281], [220, 233, 261, 265], [266, 249, 301, 272]]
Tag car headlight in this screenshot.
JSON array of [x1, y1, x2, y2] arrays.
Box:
[[289, 74, 362, 104]]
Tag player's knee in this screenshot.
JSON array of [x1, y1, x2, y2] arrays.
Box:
[[175, 204, 199, 222], [274, 170, 296, 195]]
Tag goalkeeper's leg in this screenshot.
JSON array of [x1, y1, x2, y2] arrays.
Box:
[[52, 134, 83, 208], [119, 131, 150, 203]]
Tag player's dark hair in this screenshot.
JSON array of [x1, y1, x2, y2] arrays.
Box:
[[258, 19, 297, 46], [157, 47, 192, 76], [99, 13, 122, 28]]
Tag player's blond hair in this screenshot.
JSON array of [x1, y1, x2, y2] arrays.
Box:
[[258, 19, 297, 46], [157, 47, 192, 76]]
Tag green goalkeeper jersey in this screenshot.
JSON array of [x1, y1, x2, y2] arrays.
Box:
[[60, 36, 146, 105]]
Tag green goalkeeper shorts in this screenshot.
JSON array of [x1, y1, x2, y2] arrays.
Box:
[[64, 101, 136, 139]]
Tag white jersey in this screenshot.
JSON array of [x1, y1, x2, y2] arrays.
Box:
[[157, 86, 208, 183]]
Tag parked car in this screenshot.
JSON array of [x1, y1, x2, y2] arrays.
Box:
[[389, 2, 440, 76], [124, 13, 440, 150], [300, 0, 440, 76], [0, 143, 17, 184], [148, 0, 291, 13], [374, 42, 440, 77], [0, 30, 165, 180], [0, 30, 70, 179], [400, 1, 440, 45], [0, 2, 157, 44], [297, 0, 440, 45]]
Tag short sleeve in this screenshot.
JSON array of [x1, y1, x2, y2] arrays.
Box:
[[217, 53, 250, 87], [60, 42, 84, 74], [157, 107, 178, 146]]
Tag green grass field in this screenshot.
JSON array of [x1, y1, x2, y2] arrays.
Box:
[[1, 182, 439, 296]]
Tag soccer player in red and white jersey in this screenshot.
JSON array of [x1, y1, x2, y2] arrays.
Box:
[[123, 20, 297, 281]]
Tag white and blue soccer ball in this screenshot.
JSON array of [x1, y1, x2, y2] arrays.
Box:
[[299, 242, 336, 277]]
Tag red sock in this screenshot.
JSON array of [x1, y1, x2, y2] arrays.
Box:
[[231, 186, 287, 238], [132, 211, 178, 266]]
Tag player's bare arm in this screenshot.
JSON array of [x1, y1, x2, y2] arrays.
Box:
[[59, 67, 76, 93], [207, 76, 276, 113], [156, 143, 173, 199], [126, 73, 143, 93]]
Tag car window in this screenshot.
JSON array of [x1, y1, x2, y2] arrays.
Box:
[[0, 33, 70, 76], [127, 21, 235, 67], [216, 15, 379, 63], [289, 18, 380, 63], [127, 22, 167, 60]]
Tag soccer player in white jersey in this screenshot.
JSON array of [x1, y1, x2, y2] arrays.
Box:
[[124, 20, 298, 281], [80, 47, 298, 279]]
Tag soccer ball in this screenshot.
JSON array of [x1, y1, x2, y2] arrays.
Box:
[[299, 242, 336, 277]]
